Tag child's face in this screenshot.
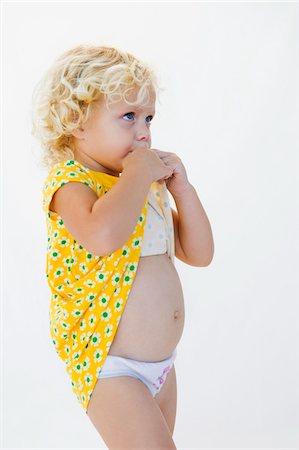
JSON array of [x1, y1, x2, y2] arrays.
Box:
[[71, 87, 156, 177]]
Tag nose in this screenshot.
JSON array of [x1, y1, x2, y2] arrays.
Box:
[[135, 123, 151, 147], [136, 135, 151, 149]]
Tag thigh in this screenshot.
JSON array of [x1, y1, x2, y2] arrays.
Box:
[[87, 375, 177, 450], [154, 364, 177, 436]]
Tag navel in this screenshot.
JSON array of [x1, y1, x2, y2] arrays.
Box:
[[174, 310, 180, 319]]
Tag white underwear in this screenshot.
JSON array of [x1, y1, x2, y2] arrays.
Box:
[[97, 349, 177, 397]]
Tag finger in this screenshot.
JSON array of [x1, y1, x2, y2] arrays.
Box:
[[152, 149, 168, 155]]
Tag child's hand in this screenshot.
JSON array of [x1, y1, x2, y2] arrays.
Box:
[[151, 149, 192, 196], [122, 147, 173, 184]]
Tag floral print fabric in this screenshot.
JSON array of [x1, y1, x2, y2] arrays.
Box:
[[42, 159, 150, 413]]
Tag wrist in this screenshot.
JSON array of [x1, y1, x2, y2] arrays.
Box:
[[170, 182, 194, 198], [122, 164, 152, 187]]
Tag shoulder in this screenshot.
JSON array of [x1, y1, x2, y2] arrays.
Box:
[[43, 159, 95, 186], [42, 159, 97, 214]]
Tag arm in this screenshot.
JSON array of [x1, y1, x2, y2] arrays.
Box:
[[91, 166, 152, 254], [171, 184, 214, 267], [50, 165, 152, 257]]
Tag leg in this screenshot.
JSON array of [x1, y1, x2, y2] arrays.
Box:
[[87, 375, 177, 450], [154, 364, 177, 436]]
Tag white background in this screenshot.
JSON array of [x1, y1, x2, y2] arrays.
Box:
[[2, 1, 297, 449]]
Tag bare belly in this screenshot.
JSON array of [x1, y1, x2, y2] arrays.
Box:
[[108, 253, 185, 361]]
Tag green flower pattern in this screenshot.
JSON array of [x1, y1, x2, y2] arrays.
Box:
[[42, 159, 148, 414]]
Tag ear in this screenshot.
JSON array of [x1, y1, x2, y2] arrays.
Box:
[[69, 109, 86, 139], [71, 126, 85, 139]]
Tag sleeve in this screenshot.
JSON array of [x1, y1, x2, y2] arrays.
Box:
[[42, 160, 97, 215]]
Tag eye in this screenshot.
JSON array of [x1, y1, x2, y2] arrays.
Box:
[[146, 115, 154, 124], [123, 112, 135, 121], [123, 112, 154, 124]]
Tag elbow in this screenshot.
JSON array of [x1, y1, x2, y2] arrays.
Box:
[[201, 242, 215, 266], [190, 259, 212, 267], [87, 225, 114, 257], [200, 257, 213, 267], [202, 250, 214, 266], [202, 248, 214, 266], [191, 249, 214, 267], [102, 227, 129, 256], [92, 227, 132, 257]]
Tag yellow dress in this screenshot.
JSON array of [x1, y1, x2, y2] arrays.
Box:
[[42, 159, 174, 413]]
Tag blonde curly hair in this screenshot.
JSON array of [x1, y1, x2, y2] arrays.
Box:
[[31, 44, 161, 170]]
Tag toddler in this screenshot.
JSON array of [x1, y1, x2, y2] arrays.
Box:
[[32, 44, 214, 449]]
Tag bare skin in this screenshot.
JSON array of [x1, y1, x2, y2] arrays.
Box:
[[108, 253, 185, 361], [87, 252, 184, 449], [55, 86, 185, 447], [87, 369, 178, 449]]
